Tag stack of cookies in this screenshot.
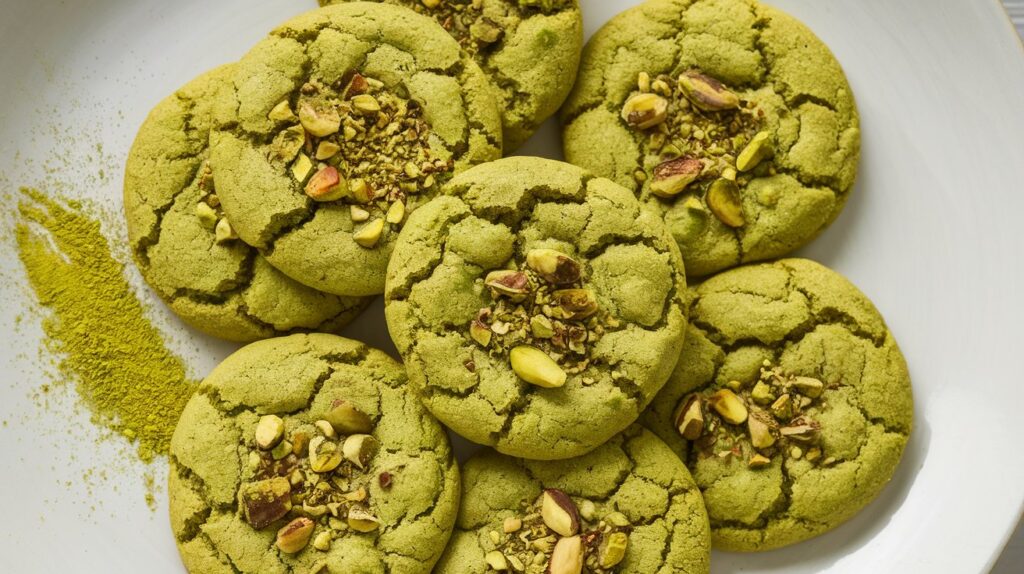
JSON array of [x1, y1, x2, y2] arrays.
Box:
[[126, 1, 913, 573]]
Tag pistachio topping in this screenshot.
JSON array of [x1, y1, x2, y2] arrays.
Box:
[[677, 363, 831, 468], [650, 155, 704, 197], [541, 489, 580, 537], [324, 399, 373, 434], [678, 69, 741, 112], [510, 346, 567, 389], [276, 517, 315, 553], [620, 93, 669, 129], [406, 0, 520, 55], [255, 415, 286, 450], [706, 178, 745, 228]]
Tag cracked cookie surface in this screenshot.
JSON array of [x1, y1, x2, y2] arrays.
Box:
[[384, 157, 688, 460], [561, 0, 860, 277], [211, 3, 503, 297], [168, 333, 460, 573], [124, 66, 370, 342], [642, 259, 912, 551], [317, 0, 583, 150], [434, 425, 710, 574]]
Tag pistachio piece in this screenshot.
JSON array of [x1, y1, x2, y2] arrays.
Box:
[[313, 420, 336, 439], [298, 102, 341, 137], [770, 393, 793, 420], [709, 388, 748, 424], [791, 376, 824, 398], [736, 131, 773, 172], [805, 447, 822, 462], [508, 555, 525, 572], [291, 153, 314, 183], [276, 517, 315, 553], [353, 218, 385, 248], [551, 289, 599, 320], [347, 505, 380, 532], [270, 125, 306, 164], [268, 100, 295, 122], [650, 156, 704, 197], [308, 436, 342, 473], [509, 346, 566, 388], [255, 415, 285, 450], [779, 417, 820, 443], [620, 93, 669, 129], [342, 434, 379, 469], [747, 411, 776, 449], [270, 439, 293, 461], [195, 202, 218, 229], [386, 200, 406, 224], [324, 399, 374, 434], [351, 94, 381, 115], [525, 249, 581, 285], [343, 72, 369, 98], [598, 531, 629, 569], [240, 477, 292, 529], [486, 550, 509, 571], [343, 487, 368, 502], [678, 70, 741, 112], [750, 381, 774, 405], [748, 453, 772, 469], [315, 141, 341, 160], [305, 166, 348, 202], [706, 178, 745, 228], [503, 517, 522, 533], [471, 19, 503, 44], [547, 536, 584, 574], [421, 0, 441, 7], [215, 218, 238, 244], [530, 315, 554, 339], [312, 531, 332, 552], [350, 205, 370, 222], [485, 270, 531, 299], [349, 178, 374, 203], [578, 499, 596, 521], [540, 488, 580, 536], [603, 511, 631, 527], [673, 394, 704, 440], [291, 431, 310, 456], [470, 318, 492, 347]]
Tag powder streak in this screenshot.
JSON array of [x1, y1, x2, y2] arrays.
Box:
[[15, 188, 197, 462]]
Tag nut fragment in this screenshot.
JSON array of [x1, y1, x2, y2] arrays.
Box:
[[503, 517, 522, 533], [255, 415, 285, 450], [268, 100, 295, 122], [214, 218, 238, 244], [486, 550, 509, 571], [347, 505, 380, 532], [709, 389, 748, 424], [305, 166, 348, 202], [195, 202, 218, 229], [324, 400, 374, 434], [540, 488, 580, 536], [547, 535, 584, 574], [604, 512, 630, 527], [598, 531, 629, 568], [291, 153, 314, 182], [485, 270, 531, 299], [270, 439, 293, 461], [312, 531, 332, 551], [471, 19, 503, 43], [314, 420, 336, 439], [342, 434, 379, 469], [650, 156, 704, 197], [276, 517, 315, 553], [621, 93, 669, 129], [678, 70, 741, 112], [750, 381, 774, 405], [525, 249, 581, 285], [748, 453, 772, 468], [421, 0, 441, 7], [770, 394, 793, 420], [791, 376, 824, 398], [349, 178, 374, 203], [350, 205, 370, 222], [353, 218, 385, 248], [271, 125, 306, 163], [674, 394, 704, 440], [736, 131, 773, 172], [470, 316, 492, 347], [315, 141, 340, 160], [706, 178, 745, 228], [530, 315, 554, 339], [779, 417, 820, 443], [509, 346, 566, 388], [386, 200, 406, 224], [240, 477, 292, 529], [747, 411, 776, 449], [298, 102, 341, 137], [308, 436, 342, 473], [551, 289, 599, 320], [351, 94, 381, 115]]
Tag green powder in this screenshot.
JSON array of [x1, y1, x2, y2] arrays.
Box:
[[15, 188, 197, 462]]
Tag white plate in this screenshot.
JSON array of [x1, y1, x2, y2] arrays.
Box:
[[1, 0, 1023, 572]]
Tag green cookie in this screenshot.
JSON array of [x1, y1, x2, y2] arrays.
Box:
[[211, 3, 503, 297], [642, 259, 913, 551], [434, 426, 710, 574], [384, 157, 688, 459], [561, 0, 860, 277], [124, 66, 370, 342], [168, 334, 460, 573], [317, 0, 583, 151]]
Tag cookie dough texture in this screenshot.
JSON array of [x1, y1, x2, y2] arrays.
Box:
[[212, 3, 503, 297], [318, 0, 582, 150], [124, 66, 368, 342], [643, 259, 913, 551], [168, 334, 460, 573], [435, 426, 710, 574], [384, 157, 688, 459], [561, 0, 860, 277]]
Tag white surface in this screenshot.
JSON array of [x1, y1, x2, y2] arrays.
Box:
[[0, 0, 1022, 572]]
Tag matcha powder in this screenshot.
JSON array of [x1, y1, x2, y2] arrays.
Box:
[[15, 188, 197, 462]]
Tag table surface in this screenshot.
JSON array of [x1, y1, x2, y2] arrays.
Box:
[[991, 5, 1023, 571]]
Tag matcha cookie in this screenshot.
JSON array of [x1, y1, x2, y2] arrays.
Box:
[[385, 157, 687, 459], [124, 66, 369, 342], [434, 425, 710, 574], [642, 259, 912, 551], [211, 3, 503, 297], [169, 334, 460, 573], [318, 0, 582, 150], [561, 0, 860, 277]]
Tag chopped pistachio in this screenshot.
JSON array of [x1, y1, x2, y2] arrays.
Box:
[[748, 453, 772, 469], [503, 517, 522, 533], [541, 488, 580, 537], [305, 166, 347, 202], [525, 248, 581, 285], [386, 200, 406, 224], [470, 319, 492, 347], [706, 178, 745, 228], [268, 100, 295, 122], [254, 415, 285, 450], [312, 531, 332, 552], [710, 389, 748, 424], [485, 550, 509, 571], [195, 202, 218, 229], [770, 393, 793, 420], [548, 536, 584, 574], [214, 218, 238, 243], [791, 376, 825, 398], [736, 131, 774, 172], [674, 394, 704, 440], [351, 94, 381, 115], [530, 315, 554, 339], [315, 141, 341, 160], [270, 439, 292, 461], [313, 420, 336, 438], [551, 289, 599, 320], [240, 477, 292, 529], [350, 205, 371, 222], [750, 381, 774, 405], [747, 411, 776, 449], [308, 436, 342, 473], [621, 93, 669, 129], [347, 505, 380, 532], [276, 517, 315, 553], [604, 512, 630, 527], [353, 218, 385, 248], [678, 69, 741, 112], [598, 531, 629, 568], [324, 399, 374, 434], [485, 270, 531, 299], [270, 125, 306, 164], [650, 156, 703, 197], [509, 346, 566, 388], [298, 102, 341, 137], [291, 153, 314, 182], [341, 434, 379, 469]]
